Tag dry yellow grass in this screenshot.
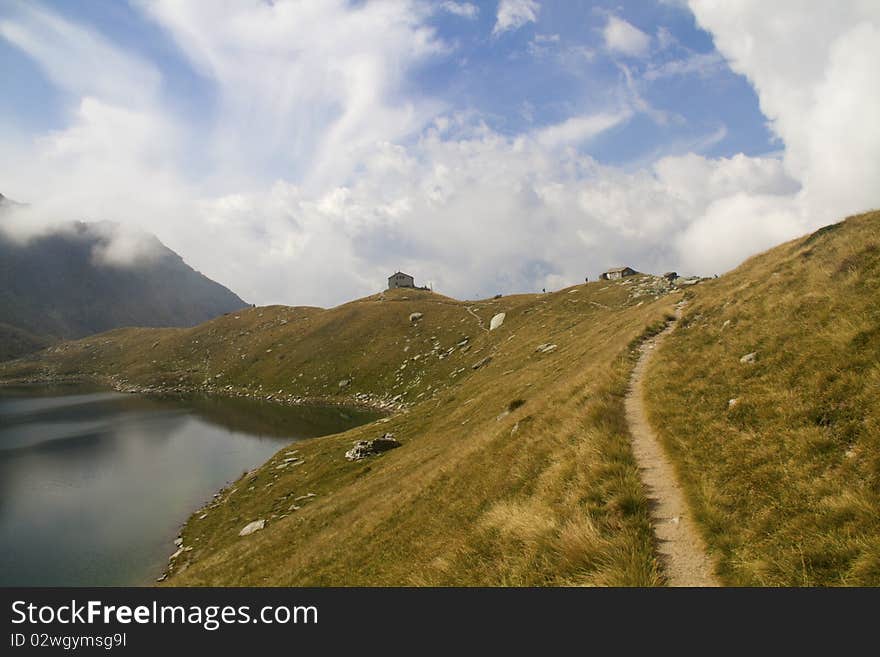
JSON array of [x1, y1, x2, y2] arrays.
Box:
[[10, 211, 874, 586], [644, 210, 880, 585], [0, 278, 675, 586]]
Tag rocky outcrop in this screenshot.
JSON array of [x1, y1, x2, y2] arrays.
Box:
[[345, 433, 401, 461]]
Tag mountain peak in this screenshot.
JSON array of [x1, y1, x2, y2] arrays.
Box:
[[0, 221, 249, 354]]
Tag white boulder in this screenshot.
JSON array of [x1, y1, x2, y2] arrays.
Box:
[[239, 519, 265, 537]]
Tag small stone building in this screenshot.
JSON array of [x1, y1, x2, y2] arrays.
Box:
[[599, 266, 637, 280], [388, 271, 415, 289]]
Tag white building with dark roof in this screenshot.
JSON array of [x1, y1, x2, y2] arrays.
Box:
[[387, 271, 415, 289], [599, 266, 637, 280]]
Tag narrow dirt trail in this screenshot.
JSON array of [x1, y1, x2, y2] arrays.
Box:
[[626, 308, 720, 587], [465, 306, 488, 332]]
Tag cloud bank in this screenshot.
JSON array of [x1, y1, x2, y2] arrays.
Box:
[[0, 0, 877, 307]]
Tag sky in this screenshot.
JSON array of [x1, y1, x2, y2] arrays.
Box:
[[0, 0, 878, 306]]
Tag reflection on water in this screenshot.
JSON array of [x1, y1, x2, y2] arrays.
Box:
[[0, 384, 380, 586]]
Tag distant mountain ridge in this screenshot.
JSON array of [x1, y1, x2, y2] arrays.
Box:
[[0, 193, 248, 359]]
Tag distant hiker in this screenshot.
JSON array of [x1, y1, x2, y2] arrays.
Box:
[[542, 288, 546, 293]]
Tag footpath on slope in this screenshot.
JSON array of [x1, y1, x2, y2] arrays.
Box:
[[626, 305, 720, 587]]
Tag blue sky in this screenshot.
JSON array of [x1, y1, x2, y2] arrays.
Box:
[[1, 1, 773, 172], [1, 1, 877, 305]]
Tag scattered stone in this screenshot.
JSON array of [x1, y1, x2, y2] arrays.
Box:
[[472, 356, 492, 370], [238, 519, 265, 537], [345, 433, 402, 461], [490, 313, 506, 331], [338, 379, 351, 388], [409, 312, 423, 323], [722, 319, 731, 329], [728, 398, 739, 409], [294, 493, 317, 502], [740, 352, 758, 364], [174, 537, 183, 548], [199, 514, 208, 520], [535, 343, 558, 354]]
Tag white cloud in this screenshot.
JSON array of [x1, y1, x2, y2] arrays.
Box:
[[618, 63, 681, 126], [0, 2, 160, 107], [439, 2, 478, 19], [493, 0, 540, 36], [137, 0, 444, 189], [527, 33, 595, 64], [644, 51, 724, 80], [179, 128, 802, 303], [688, 0, 880, 222], [675, 193, 803, 274], [603, 16, 651, 58], [2, 1, 879, 308], [534, 112, 630, 149]]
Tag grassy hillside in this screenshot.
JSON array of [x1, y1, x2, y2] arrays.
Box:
[[4, 210, 878, 587], [0, 322, 52, 362], [645, 210, 880, 585], [1, 278, 679, 585]]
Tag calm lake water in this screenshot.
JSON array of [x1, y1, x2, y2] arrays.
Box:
[[0, 384, 380, 587]]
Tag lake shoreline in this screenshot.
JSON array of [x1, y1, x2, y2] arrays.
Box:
[[0, 381, 389, 587], [0, 373, 406, 415]]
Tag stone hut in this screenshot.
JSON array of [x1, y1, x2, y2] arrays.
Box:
[[599, 266, 637, 281], [388, 271, 415, 289]]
